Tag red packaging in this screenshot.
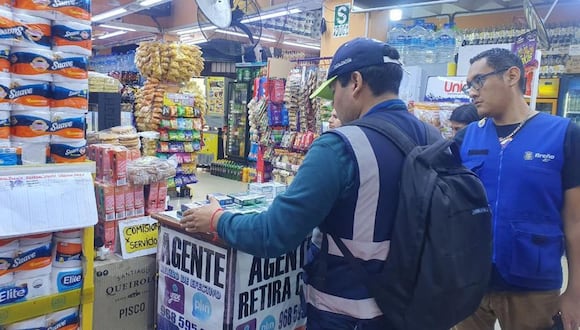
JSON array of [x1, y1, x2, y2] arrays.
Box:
[[99, 145, 113, 184], [129, 149, 141, 161], [110, 146, 128, 186], [114, 186, 126, 220], [146, 182, 159, 215], [157, 181, 167, 212], [125, 184, 135, 218], [96, 221, 117, 251], [96, 183, 115, 222], [134, 185, 145, 217]]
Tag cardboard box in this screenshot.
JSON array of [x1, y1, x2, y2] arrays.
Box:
[[157, 181, 167, 211], [99, 145, 113, 184], [110, 146, 128, 187], [93, 255, 156, 330], [115, 186, 126, 220], [134, 185, 145, 217], [125, 185, 135, 219], [145, 182, 159, 215], [96, 220, 117, 251], [96, 183, 115, 222]]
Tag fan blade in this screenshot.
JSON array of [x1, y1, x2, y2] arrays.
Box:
[[197, 0, 232, 29], [232, 21, 255, 44]]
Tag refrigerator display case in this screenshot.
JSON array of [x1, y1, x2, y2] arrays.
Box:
[[528, 78, 559, 115], [226, 82, 251, 162], [557, 74, 580, 124]]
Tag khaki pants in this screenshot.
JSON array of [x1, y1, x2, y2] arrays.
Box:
[[453, 290, 560, 330]]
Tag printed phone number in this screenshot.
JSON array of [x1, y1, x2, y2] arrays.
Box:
[[279, 304, 306, 329], [159, 305, 204, 330]]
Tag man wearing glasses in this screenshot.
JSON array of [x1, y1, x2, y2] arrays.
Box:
[[454, 48, 580, 330]]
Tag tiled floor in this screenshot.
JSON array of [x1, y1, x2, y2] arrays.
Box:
[[174, 171, 570, 330]]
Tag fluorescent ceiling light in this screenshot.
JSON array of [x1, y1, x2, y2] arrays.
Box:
[[177, 26, 217, 35], [92, 8, 127, 22], [283, 41, 320, 50], [139, 0, 164, 6], [215, 29, 277, 43], [98, 30, 127, 39], [99, 24, 136, 31], [241, 8, 302, 24], [389, 9, 402, 21]]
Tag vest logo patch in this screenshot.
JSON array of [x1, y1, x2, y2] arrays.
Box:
[[524, 151, 555, 162]]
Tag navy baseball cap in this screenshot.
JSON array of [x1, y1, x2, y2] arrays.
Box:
[[310, 38, 403, 100]]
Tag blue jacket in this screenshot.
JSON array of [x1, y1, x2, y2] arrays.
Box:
[[218, 99, 429, 329], [460, 113, 569, 290]]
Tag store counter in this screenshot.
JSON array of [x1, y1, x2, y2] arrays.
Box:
[[152, 211, 308, 330]]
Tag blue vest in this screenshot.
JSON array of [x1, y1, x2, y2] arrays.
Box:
[[304, 100, 430, 324], [461, 113, 569, 290]]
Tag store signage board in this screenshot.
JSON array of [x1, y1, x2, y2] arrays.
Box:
[[117, 216, 159, 259], [333, 4, 350, 38], [232, 240, 308, 330], [424, 76, 470, 103], [157, 226, 230, 330], [0, 172, 97, 237]]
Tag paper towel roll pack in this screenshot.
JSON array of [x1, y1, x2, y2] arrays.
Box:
[[0, 45, 9, 76], [0, 8, 16, 46], [52, 237, 81, 267], [12, 13, 51, 49], [54, 229, 81, 239], [47, 307, 80, 330], [10, 47, 53, 81], [0, 77, 11, 110], [4, 315, 47, 329], [0, 271, 13, 287], [0, 110, 9, 142], [52, 52, 88, 81], [51, 22, 91, 56], [49, 111, 85, 139], [51, 266, 82, 293], [0, 248, 16, 277], [14, 267, 51, 299], [0, 238, 19, 252], [10, 140, 48, 164], [10, 79, 51, 110], [52, 0, 90, 22], [50, 81, 88, 111], [13, 0, 54, 20], [12, 241, 52, 272], [10, 109, 51, 140], [50, 138, 86, 163]]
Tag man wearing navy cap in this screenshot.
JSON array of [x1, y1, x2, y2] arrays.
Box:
[[180, 38, 438, 329]]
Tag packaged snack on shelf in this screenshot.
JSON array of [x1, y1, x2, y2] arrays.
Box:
[[126, 156, 177, 185], [133, 185, 145, 217], [114, 185, 126, 220], [125, 184, 135, 218], [95, 182, 115, 222]]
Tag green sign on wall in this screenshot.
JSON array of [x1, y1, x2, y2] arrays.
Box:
[[333, 4, 350, 38]]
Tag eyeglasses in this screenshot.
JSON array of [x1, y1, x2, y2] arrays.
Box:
[[462, 67, 510, 95]]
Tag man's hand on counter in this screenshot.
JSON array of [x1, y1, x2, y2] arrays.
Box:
[[180, 197, 224, 234]]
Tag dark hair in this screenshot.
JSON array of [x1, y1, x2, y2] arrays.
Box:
[[450, 103, 480, 124], [470, 48, 526, 93], [336, 45, 403, 96]]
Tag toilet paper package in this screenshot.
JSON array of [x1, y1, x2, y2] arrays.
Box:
[[0, 45, 9, 76], [0, 248, 16, 276], [46, 307, 80, 330], [55, 229, 81, 239], [10, 109, 51, 141], [4, 315, 47, 329], [52, 0, 91, 23], [12, 241, 52, 272], [10, 140, 49, 164], [10, 79, 51, 110], [0, 271, 13, 287], [50, 81, 88, 112], [50, 137, 86, 163], [51, 266, 82, 293], [20, 232, 52, 246], [0, 77, 11, 110], [14, 267, 51, 299], [52, 52, 88, 82], [0, 110, 9, 143], [0, 238, 19, 252], [51, 22, 91, 56], [50, 111, 85, 140], [10, 47, 53, 81], [0, 8, 16, 46], [52, 237, 82, 268], [12, 13, 52, 49], [13, 0, 55, 20]]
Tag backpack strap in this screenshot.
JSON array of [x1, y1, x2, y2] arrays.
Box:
[[349, 117, 417, 155]]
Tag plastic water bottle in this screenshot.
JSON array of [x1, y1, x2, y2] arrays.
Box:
[[407, 19, 428, 64], [436, 23, 456, 64], [424, 23, 437, 64], [388, 24, 408, 60]]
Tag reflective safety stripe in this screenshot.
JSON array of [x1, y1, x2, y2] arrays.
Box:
[[335, 126, 380, 242], [305, 284, 383, 320], [312, 229, 390, 261]]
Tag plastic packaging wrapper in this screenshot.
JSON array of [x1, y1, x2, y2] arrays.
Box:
[[127, 156, 177, 185]]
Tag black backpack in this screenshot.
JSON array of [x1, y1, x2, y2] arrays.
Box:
[[332, 117, 493, 330]]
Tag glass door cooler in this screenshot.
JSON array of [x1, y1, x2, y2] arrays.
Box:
[[558, 74, 580, 124]]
